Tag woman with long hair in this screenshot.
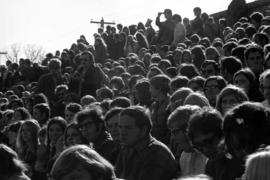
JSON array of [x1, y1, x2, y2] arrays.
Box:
[[16, 119, 40, 170]]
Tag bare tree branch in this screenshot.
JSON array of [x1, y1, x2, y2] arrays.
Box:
[[24, 44, 46, 63]]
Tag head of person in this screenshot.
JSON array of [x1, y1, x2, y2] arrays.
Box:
[[181, 49, 193, 64], [250, 11, 264, 29], [49, 58, 62, 75], [244, 147, 270, 180], [205, 46, 220, 63], [12, 107, 31, 122], [216, 85, 248, 115], [170, 87, 194, 111], [223, 102, 270, 158], [79, 51, 95, 68], [51, 145, 116, 180], [110, 96, 131, 108], [178, 63, 200, 79], [135, 79, 152, 107], [191, 45, 205, 70], [64, 123, 87, 147], [75, 107, 105, 143], [188, 76, 206, 92], [170, 75, 190, 93], [33, 103, 51, 125], [16, 119, 40, 153], [200, 60, 219, 78], [244, 44, 264, 75], [0, 144, 28, 180], [118, 106, 152, 147], [149, 74, 171, 100], [233, 68, 255, 95], [193, 7, 202, 17], [220, 56, 242, 84], [80, 95, 97, 108], [47, 117, 67, 146], [187, 107, 223, 159], [203, 76, 227, 107], [64, 103, 82, 123], [96, 87, 114, 102], [260, 69, 270, 102], [104, 107, 123, 141], [164, 9, 173, 19], [184, 92, 210, 108], [168, 105, 201, 152], [253, 32, 269, 48]]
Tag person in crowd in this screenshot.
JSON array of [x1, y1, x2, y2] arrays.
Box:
[[36, 58, 64, 103], [51, 145, 117, 180], [75, 106, 118, 164], [170, 87, 194, 111], [104, 107, 122, 142], [191, 7, 204, 36], [64, 123, 88, 147], [244, 146, 270, 180], [234, 68, 263, 102], [116, 105, 178, 180], [149, 74, 171, 144], [155, 9, 175, 46], [69, 51, 108, 97], [168, 105, 207, 176], [244, 44, 265, 79], [172, 14, 186, 46], [32, 103, 51, 126], [0, 143, 30, 180], [64, 103, 82, 123], [134, 79, 152, 107], [12, 107, 31, 123], [184, 92, 210, 108], [215, 85, 248, 116], [223, 102, 270, 180], [203, 76, 227, 107], [16, 119, 40, 174], [3, 121, 23, 150], [34, 116, 67, 178], [220, 56, 242, 84], [200, 60, 219, 79], [260, 69, 270, 108]]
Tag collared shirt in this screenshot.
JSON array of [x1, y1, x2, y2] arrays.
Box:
[[115, 135, 178, 180]]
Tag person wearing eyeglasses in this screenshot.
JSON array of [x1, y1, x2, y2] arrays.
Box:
[[75, 106, 118, 165]]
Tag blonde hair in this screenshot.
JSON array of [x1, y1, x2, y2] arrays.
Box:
[[245, 148, 270, 180]]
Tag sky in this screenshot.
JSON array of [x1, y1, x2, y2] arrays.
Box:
[[0, 0, 255, 63]]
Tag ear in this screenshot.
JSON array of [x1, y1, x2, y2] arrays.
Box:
[[140, 125, 148, 137]]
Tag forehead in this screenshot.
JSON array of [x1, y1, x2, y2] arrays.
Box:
[[206, 79, 218, 86], [248, 51, 262, 58], [119, 115, 136, 126], [193, 132, 214, 142]]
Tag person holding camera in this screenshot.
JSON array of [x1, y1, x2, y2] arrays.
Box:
[[155, 9, 175, 46]]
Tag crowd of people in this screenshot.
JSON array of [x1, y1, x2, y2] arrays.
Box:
[[1, 4, 270, 180]]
